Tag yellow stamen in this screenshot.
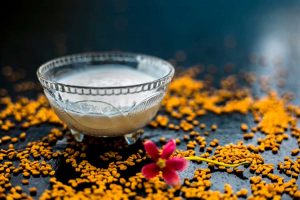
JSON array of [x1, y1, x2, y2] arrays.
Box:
[[185, 156, 250, 168], [156, 158, 166, 169]]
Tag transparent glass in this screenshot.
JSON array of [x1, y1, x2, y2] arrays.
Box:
[[37, 52, 174, 144]]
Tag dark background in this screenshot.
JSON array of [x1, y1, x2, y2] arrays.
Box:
[[1, 1, 300, 199], [1, 0, 300, 72]]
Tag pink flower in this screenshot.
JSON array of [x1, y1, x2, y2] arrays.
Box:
[[142, 139, 188, 186]]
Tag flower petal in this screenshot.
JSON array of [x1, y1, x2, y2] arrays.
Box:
[[166, 157, 188, 172], [142, 163, 160, 179], [144, 140, 159, 161], [161, 139, 176, 159], [162, 167, 180, 186]]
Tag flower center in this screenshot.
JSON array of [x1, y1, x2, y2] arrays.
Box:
[[156, 158, 166, 169]]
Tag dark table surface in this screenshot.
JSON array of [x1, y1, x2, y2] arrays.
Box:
[[1, 0, 300, 199]]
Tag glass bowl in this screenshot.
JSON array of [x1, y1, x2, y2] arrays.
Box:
[[37, 52, 175, 144]]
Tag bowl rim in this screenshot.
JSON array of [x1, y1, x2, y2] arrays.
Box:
[[36, 52, 175, 95]]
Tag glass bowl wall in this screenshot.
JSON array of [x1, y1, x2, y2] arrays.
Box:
[[37, 52, 174, 144]]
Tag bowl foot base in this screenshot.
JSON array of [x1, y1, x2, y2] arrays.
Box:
[[70, 129, 85, 142], [70, 129, 144, 145], [123, 130, 143, 145]]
